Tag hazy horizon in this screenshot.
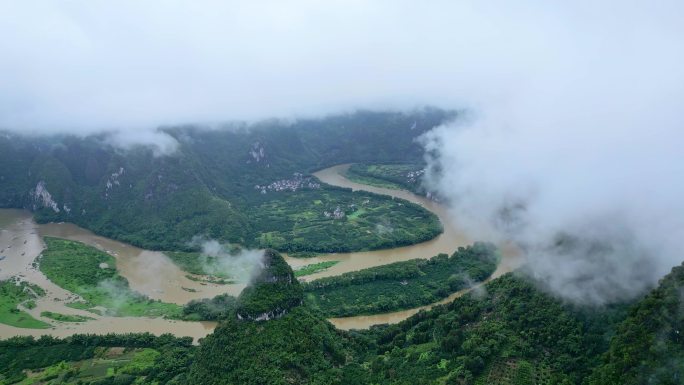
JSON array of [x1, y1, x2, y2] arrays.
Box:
[[3, 0, 684, 305]]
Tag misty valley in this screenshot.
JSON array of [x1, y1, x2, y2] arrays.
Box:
[[0, 110, 681, 385], [4, 0, 684, 381]]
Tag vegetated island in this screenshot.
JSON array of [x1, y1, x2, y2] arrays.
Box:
[[345, 162, 428, 195], [38, 237, 183, 318], [294, 261, 340, 277], [303, 242, 498, 317], [36, 237, 232, 322], [0, 279, 51, 329]]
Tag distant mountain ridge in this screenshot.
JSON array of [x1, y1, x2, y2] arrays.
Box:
[[0, 109, 452, 252]]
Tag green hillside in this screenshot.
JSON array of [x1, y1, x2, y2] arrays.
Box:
[[0, 110, 449, 253], [2, 257, 684, 384], [588, 262, 684, 385]]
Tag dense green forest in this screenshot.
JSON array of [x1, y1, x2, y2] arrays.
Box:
[[0, 333, 194, 385], [587, 262, 684, 385], [181, 294, 238, 321], [357, 262, 683, 385], [234, 249, 303, 321], [304, 242, 498, 316], [0, 110, 450, 253], [1, 251, 683, 385], [188, 249, 349, 384], [351, 274, 629, 385]]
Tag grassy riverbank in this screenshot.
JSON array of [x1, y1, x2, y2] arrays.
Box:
[[40, 311, 95, 323], [345, 163, 426, 194], [0, 279, 51, 329], [39, 237, 183, 318], [294, 261, 339, 277]]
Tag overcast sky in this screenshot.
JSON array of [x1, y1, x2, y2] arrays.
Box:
[[2, 0, 482, 132], [2, 1, 684, 303], [3, 1, 678, 133]]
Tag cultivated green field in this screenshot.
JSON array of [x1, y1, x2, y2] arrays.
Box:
[[0, 334, 192, 385], [251, 188, 442, 252]]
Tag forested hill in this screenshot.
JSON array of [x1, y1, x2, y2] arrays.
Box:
[[186, 261, 684, 385], [188, 249, 348, 384], [141, 258, 684, 385], [356, 262, 684, 385], [2, 258, 683, 384], [0, 109, 451, 251], [588, 261, 684, 385]]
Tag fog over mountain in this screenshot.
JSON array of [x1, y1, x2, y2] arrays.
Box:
[[2, 1, 683, 304], [416, 2, 684, 304]]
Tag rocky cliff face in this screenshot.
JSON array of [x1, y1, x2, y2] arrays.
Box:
[[29, 181, 60, 213], [235, 249, 303, 321]]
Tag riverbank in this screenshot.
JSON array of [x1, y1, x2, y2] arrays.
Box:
[[0, 163, 523, 338], [284, 164, 474, 278], [0, 209, 218, 342], [306, 164, 524, 329]]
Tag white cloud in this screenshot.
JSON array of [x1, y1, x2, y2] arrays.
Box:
[[2, 1, 683, 302], [418, 1, 684, 304]]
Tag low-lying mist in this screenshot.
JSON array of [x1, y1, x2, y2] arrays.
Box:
[[399, 1, 684, 307], [189, 237, 264, 284], [421, 32, 684, 304], [2, 1, 682, 305]]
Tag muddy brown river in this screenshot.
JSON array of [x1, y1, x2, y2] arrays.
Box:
[[285, 164, 474, 278], [0, 209, 218, 342], [0, 164, 522, 339], [294, 164, 523, 329]]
